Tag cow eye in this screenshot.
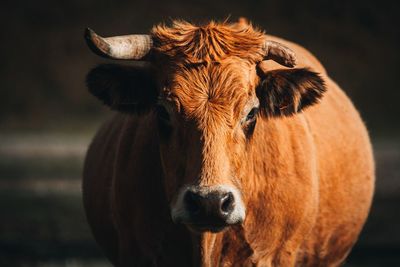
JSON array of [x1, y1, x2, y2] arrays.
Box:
[[243, 107, 258, 138], [245, 107, 259, 122], [156, 105, 171, 124], [156, 105, 172, 138]]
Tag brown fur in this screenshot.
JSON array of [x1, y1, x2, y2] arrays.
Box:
[[83, 20, 374, 266], [152, 20, 265, 64]]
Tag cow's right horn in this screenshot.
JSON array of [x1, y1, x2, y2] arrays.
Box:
[[84, 28, 153, 60]]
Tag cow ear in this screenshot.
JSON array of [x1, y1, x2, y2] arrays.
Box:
[[256, 68, 326, 117], [86, 64, 158, 114]]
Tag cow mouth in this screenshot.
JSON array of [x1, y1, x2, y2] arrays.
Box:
[[185, 222, 230, 233]]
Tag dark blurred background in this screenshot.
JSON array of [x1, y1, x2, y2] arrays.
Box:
[[0, 0, 399, 266]]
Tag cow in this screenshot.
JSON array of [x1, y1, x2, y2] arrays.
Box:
[[82, 19, 374, 266]]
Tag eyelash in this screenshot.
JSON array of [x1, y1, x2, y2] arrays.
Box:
[[246, 107, 259, 122]]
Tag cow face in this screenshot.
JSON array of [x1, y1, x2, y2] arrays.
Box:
[[85, 21, 325, 233], [157, 58, 257, 233]]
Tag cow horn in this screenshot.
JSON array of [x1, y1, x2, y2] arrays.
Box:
[[84, 28, 152, 60], [262, 39, 297, 67]]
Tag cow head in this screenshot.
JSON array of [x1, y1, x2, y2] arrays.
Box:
[[85, 20, 325, 234]]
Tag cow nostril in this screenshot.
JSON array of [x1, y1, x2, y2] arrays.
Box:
[[184, 191, 201, 214], [183, 190, 237, 222], [220, 192, 234, 214]]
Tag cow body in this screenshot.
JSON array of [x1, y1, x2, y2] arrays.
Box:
[[83, 23, 374, 267]]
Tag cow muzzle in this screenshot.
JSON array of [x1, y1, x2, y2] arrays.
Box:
[[171, 185, 245, 233]]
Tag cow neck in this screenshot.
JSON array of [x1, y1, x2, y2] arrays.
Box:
[[189, 225, 255, 266], [190, 232, 220, 267]]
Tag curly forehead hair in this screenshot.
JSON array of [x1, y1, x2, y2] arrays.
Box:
[[151, 20, 266, 64]]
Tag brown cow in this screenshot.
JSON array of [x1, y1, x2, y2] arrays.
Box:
[[83, 20, 374, 266]]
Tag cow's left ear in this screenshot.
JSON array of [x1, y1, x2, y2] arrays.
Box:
[[256, 68, 326, 117]]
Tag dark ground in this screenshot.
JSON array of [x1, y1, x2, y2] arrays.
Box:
[[0, 131, 399, 266]]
